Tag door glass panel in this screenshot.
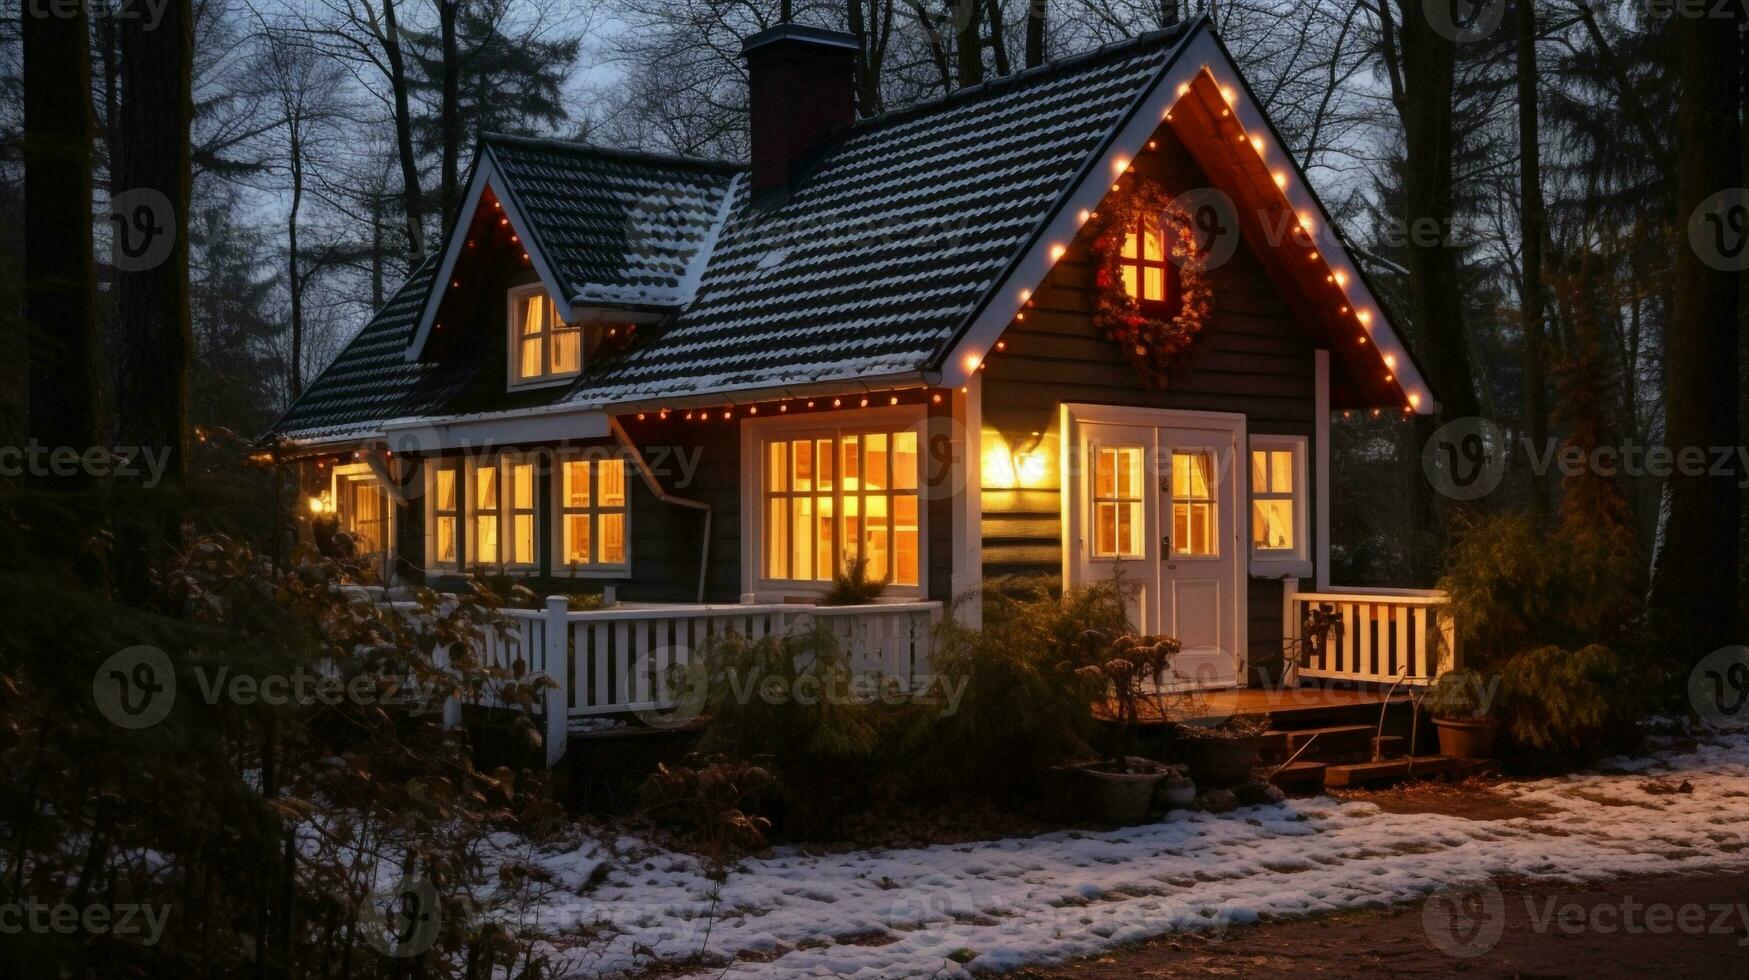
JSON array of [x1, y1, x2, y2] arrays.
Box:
[[1092, 445, 1144, 558], [1171, 450, 1217, 557]]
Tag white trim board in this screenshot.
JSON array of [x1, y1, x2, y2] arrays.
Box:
[[936, 22, 1433, 415]]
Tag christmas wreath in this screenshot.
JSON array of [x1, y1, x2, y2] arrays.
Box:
[[1089, 177, 1214, 389]]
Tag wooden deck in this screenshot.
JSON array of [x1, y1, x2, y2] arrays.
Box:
[[1100, 685, 1414, 727]]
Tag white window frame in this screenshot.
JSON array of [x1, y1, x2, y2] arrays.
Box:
[[1247, 434, 1311, 579], [423, 457, 463, 574], [550, 450, 632, 577], [505, 282, 583, 390], [463, 453, 541, 574], [330, 463, 393, 560], [740, 405, 928, 602]]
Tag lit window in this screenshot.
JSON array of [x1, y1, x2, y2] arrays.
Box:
[[1170, 450, 1217, 557], [466, 455, 539, 570], [761, 426, 920, 587], [334, 465, 391, 556], [1091, 445, 1145, 558], [558, 457, 629, 570], [1249, 437, 1306, 564], [508, 285, 582, 386], [1119, 211, 1172, 305], [428, 460, 461, 569]]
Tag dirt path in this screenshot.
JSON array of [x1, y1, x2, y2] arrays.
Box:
[[1008, 871, 1749, 978]]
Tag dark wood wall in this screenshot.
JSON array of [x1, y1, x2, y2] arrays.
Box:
[[979, 126, 1320, 683]]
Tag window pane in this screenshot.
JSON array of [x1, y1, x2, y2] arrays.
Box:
[[1096, 448, 1115, 498], [476, 465, 498, 509], [522, 294, 545, 337], [768, 498, 789, 579], [436, 516, 456, 563], [1120, 264, 1138, 300], [842, 436, 860, 492], [1174, 503, 1215, 557], [864, 434, 887, 491], [1271, 451, 1294, 494], [893, 494, 919, 586], [1117, 447, 1139, 498], [1251, 451, 1267, 493], [768, 442, 788, 493], [866, 494, 889, 580], [1173, 451, 1213, 501], [1254, 499, 1294, 551], [792, 497, 812, 580], [518, 337, 543, 380], [1144, 266, 1165, 302], [793, 439, 813, 493], [512, 514, 534, 564], [815, 438, 834, 490], [843, 495, 861, 567], [893, 432, 917, 490], [551, 327, 581, 374], [477, 515, 499, 564], [564, 460, 590, 508], [565, 514, 591, 565], [510, 462, 533, 510], [1096, 501, 1116, 556], [816, 496, 835, 581], [436, 468, 457, 511], [1143, 215, 1164, 261], [1122, 229, 1139, 258], [1117, 499, 1136, 557], [599, 513, 626, 564], [600, 459, 626, 507]]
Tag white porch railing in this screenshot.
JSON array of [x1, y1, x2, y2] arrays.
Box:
[[1283, 581, 1456, 686], [404, 597, 942, 766]]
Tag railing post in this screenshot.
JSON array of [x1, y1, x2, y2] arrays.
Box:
[[1282, 578, 1300, 687], [544, 595, 570, 768]]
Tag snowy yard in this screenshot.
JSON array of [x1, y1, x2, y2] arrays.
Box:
[[486, 730, 1749, 978]]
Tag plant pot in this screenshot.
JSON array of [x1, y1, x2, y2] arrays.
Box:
[[1433, 717, 1500, 760], [1155, 777, 1197, 810], [1182, 735, 1264, 787], [1080, 767, 1166, 823]]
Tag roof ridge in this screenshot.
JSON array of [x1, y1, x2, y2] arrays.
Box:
[[842, 20, 1198, 136], [479, 132, 743, 174]]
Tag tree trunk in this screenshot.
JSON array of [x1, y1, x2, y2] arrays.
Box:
[[1025, 0, 1045, 68], [1650, 17, 1743, 654], [382, 0, 426, 262], [987, 0, 1009, 76], [848, 0, 884, 117], [114, 0, 193, 484], [439, 0, 461, 229], [1517, 0, 1549, 516], [956, 0, 983, 87], [22, 0, 103, 476], [288, 131, 305, 398]]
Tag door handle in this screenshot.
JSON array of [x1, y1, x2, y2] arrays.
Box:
[[1161, 534, 1172, 556]]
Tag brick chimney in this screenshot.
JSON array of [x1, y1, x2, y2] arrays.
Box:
[[742, 24, 857, 208]]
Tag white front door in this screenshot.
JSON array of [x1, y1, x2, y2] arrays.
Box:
[[1066, 406, 1246, 689]]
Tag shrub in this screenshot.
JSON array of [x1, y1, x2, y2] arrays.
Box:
[[638, 756, 775, 863], [1424, 668, 1493, 721], [821, 555, 886, 606], [1496, 644, 1623, 756]]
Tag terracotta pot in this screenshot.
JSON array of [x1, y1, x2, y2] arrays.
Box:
[[1081, 767, 1166, 823], [1433, 717, 1500, 760], [1183, 735, 1264, 787]]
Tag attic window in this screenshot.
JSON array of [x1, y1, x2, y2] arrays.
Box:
[[508, 284, 582, 387], [1119, 213, 1173, 307]]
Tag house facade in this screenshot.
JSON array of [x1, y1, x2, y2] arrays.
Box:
[[269, 17, 1445, 694]]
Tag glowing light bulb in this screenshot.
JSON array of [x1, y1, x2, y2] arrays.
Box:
[[1251, 136, 1264, 152], [1273, 172, 1287, 188]]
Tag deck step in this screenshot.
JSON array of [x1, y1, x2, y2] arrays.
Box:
[[1268, 760, 1327, 794], [1324, 755, 1457, 788], [1261, 724, 1376, 764]]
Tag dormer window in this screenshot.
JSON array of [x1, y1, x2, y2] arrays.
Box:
[[508, 284, 582, 387], [1119, 212, 1173, 307]]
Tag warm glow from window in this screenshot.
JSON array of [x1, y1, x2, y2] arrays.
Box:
[[1250, 449, 1296, 552], [432, 464, 459, 567], [1170, 451, 1217, 557], [560, 457, 629, 568], [510, 286, 582, 386], [1092, 446, 1145, 559], [335, 468, 390, 556], [1119, 211, 1171, 305], [762, 426, 920, 587]]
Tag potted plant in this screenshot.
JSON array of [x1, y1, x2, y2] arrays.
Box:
[[1075, 632, 1181, 823], [1175, 716, 1269, 787], [1424, 669, 1501, 760]]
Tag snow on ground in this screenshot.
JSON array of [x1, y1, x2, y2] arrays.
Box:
[[487, 730, 1749, 978]]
